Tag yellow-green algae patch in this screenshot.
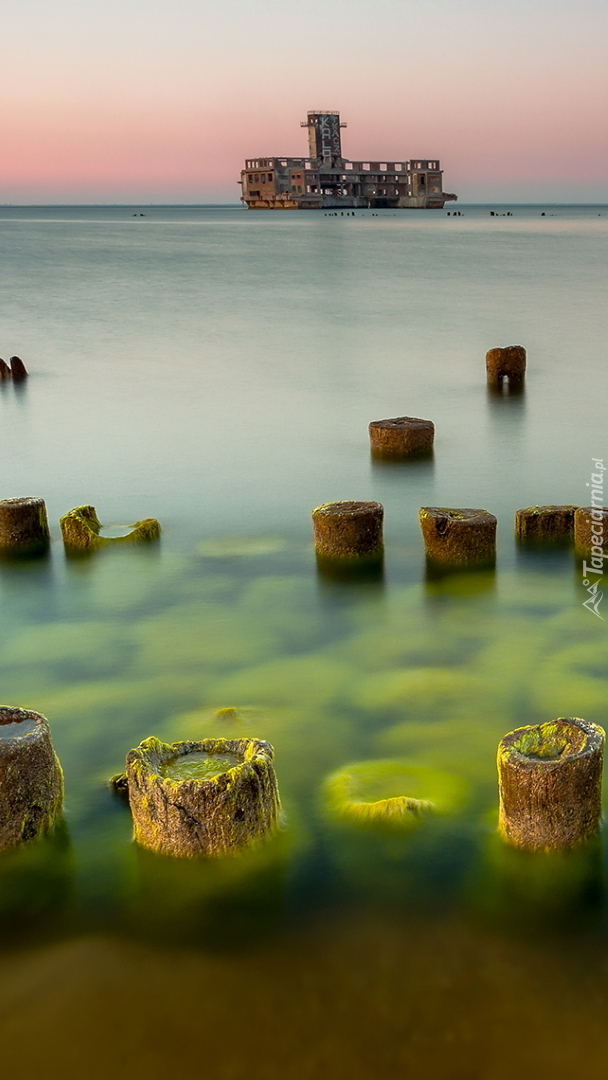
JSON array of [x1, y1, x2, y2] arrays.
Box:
[[377, 715, 509, 796], [160, 750, 241, 781], [0, 620, 132, 675], [209, 654, 354, 710], [350, 667, 488, 717], [510, 721, 578, 761], [322, 759, 469, 830], [496, 572, 574, 613], [544, 639, 608, 680], [197, 536, 286, 558], [131, 601, 280, 674], [473, 621, 548, 680], [529, 666, 608, 719], [60, 505, 161, 551]]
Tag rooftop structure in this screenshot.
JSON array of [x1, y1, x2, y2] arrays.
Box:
[[240, 111, 457, 210]]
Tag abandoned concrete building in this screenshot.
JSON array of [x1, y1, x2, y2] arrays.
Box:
[[240, 111, 457, 210]]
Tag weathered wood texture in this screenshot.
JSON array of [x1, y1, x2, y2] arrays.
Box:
[[515, 505, 578, 541], [486, 345, 526, 386], [0, 497, 50, 553], [369, 417, 434, 458], [0, 707, 64, 849], [498, 717, 604, 850], [126, 737, 280, 857], [312, 501, 384, 560], [419, 507, 496, 565]]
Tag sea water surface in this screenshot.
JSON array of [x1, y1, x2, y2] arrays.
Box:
[[0, 204, 607, 1079]]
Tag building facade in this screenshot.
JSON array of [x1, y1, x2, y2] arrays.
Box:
[[240, 111, 457, 210]]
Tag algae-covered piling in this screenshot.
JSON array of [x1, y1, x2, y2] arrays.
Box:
[[498, 717, 604, 850], [124, 736, 280, 857], [419, 507, 496, 566], [60, 504, 161, 551], [0, 706, 63, 849], [312, 501, 384, 562], [0, 497, 50, 555]]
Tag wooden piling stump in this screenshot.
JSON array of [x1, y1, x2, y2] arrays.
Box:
[[486, 345, 526, 386], [419, 507, 496, 565], [0, 706, 64, 850], [312, 501, 384, 560], [574, 506, 608, 554], [60, 504, 161, 550], [498, 717, 604, 850], [125, 736, 280, 857], [9, 356, 28, 380], [369, 416, 434, 458], [0, 359, 11, 379], [0, 496, 50, 554], [515, 505, 578, 541]]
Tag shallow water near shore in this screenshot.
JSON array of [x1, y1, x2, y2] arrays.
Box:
[[0, 204, 607, 1077]]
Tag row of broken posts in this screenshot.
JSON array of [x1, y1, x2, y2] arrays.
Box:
[[310, 344, 606, 858], [0, 345, 605, 882]]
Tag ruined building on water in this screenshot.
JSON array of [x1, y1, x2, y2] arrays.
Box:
[[240, 111, 457, 211]]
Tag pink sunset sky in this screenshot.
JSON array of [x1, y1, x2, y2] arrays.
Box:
[[2, 0, 607, 203]]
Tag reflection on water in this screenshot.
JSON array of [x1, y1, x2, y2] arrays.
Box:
[[369, 449, 435, 469], [315, 551, 385, 585], [472, 833, 605, 931], [424, 559, 497, 589], [0, 821, 73, 945], [486, 380, 527, 405]]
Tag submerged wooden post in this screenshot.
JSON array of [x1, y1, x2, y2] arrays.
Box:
[[312, 501, 384, 561], [369, 416, 434, 458], [515, 505, 578, 541], [498, 717, 604, 850], [0, 496, 50, 554], [486, 345, 526, 387], [125, 736, 280, 857], [419, 507, 496, 565], [0, 707, 64, 849]]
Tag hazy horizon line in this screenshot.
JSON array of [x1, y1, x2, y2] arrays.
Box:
[[1, 201, 606, 208]]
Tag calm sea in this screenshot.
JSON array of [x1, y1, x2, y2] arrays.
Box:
[[1, 204, 607, 1078]]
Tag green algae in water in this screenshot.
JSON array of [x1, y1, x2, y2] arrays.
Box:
[[0, 717, 38, 740], [511, 720, 581, 761], [159, 751, 241, 782]]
